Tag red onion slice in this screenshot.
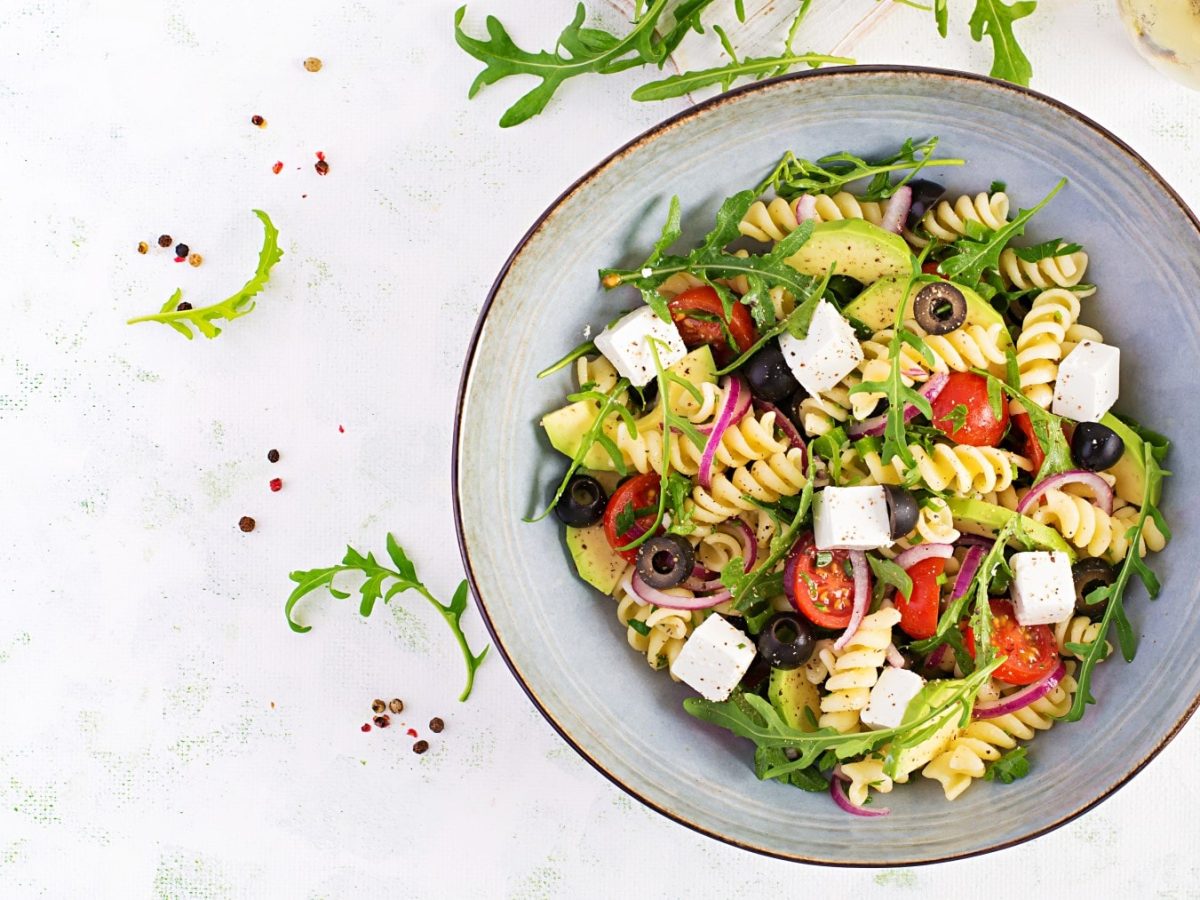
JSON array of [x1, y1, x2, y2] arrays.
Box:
[[631, 572, 731, 611], [880, 185, 913, 234], [698, 376, 745, 489], [973, 662, 1066, 718], [926, 643, 949, 670], [1016, 469, 1114, 516], [697, 378, 751, 435], [893, 543, 954, 571], [793, 195, 817, 222], [688, 521, 758, 591], [951, 545, 986, 602], [885, 643, 906, 668], [752, 398, 807, 468], [848, 373, 949, 439], [831, 767, 890, 817], [833, 550, 871, 651]]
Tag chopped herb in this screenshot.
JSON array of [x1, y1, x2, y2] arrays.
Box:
[[983, 746, 1030, 783], [627, 617, 652, 636], [940, 403, 970, 434], [867, 554, 913, 602], [814, 551, 833, 568], [989, 180, 1008, 193], [1011, 238, 1083, 263]]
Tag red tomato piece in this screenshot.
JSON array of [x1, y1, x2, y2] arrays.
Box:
[[787, 533, 865, 630], [1012, 412, 1045, 473], [964, 599, 1058, 685], [921, 260, 941, 275], [603, 473, 661, 563], [894, 557, 945, 640], [930, 372, 1009, 446], [666, 286, 758, 366]]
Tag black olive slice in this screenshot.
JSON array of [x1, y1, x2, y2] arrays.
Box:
[[913, 282, 967, 335]]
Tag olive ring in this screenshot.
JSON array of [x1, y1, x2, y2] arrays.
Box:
[[913, 282, 968, 335]]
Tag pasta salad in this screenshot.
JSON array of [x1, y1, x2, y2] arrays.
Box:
[[529, 140, 1171, 814]]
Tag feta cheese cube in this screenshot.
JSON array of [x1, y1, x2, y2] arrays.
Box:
[[1052, 340, 1119, 423], [669, 614, 756, 701], [777, 300, 864, 395], [1010, 551, 1075, 626], [813, 486, 894, 551], [592, 306, 686, 388], [861, 666, 926, 731]]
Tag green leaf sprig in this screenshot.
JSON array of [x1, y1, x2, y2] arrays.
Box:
[[760, 137, 965, 201], [285, 535, 490, 701], [966, 0, 1038, 85], [127, 210, 282, 339], [975, 363, 1073, 482], [982, 746, 1030, 783], [1010, 238, 1083, 263]]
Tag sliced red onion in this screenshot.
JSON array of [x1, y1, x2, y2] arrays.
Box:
[[885, 643, 906, 668], [831, 767, 890, 817], [793, 195, 817, 222], [833, 550, 871, 651], [697, 377, 751, 436], [880, 185, 913, 234], [951, 545, 986, 601], [686, 521, 758, 591], [1016, 469, 1114, 516], [893, 543, 954, 571], [848, 373, 949, 438], [724, 519, 758, 573], [698, 376, 746, 490], [752, 399, 807, 469], [903, 367, 926, 380], [631, 572, 730, 611], [973, 662, 1066, 718], [782, 541, 802, 609], [926, 643, 949, 670], [954, 533, 994, 547]]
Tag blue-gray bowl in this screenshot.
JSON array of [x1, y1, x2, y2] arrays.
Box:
[[453, 67, 1200, 865]]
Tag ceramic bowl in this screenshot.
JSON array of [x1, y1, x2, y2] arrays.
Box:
[[453, 67, 1200, 865]]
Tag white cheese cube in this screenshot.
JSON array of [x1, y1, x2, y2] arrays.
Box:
[[861, 666, 926, 731], [813, 486, 894, 551], [669, 614, 756, 702], [592, 306, 686, 388], [777, 300, 864, 395], [1052, 340, 1119, 423], [1010, 551, 1075, 626]]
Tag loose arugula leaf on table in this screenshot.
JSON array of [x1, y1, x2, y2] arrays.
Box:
[[1066, 448, 1170, 721], [285, 534, 490, 701], [983, 746, 1030, 783], [760, 137, 966, 201], [127, 210, 282, 339], [968, 0, 1037, 85], [633, 51, 852, 101]]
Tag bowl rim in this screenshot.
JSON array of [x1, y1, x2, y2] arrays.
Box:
[[451, 64, 1200, 867]]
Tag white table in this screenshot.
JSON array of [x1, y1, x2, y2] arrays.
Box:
[[3, 0, 1197, 895]]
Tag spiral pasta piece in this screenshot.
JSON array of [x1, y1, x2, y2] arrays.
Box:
[[853, 443, 1029, 496], [1054, 615, 1111, 660], [916, 497, 961, 543], [999, 246, 1090, 290], [797, 383, 856, 437], [690, 448, 808, 524], [922, 674, 1076, 800], [738, 193, 885, 243], [818, 607, 901, 733], [613, 409, 790, 477], [840, 758, 894, 807], [911, 192, 1009, 245], [613, 577, 696, 675], [1030, 490, 1164, 562], [1012, 289, 1103, 409], [574, 354, 620, 393]]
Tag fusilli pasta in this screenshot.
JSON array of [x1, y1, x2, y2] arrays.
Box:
[[909, 192, 1009, 245], [1030, 490, 1166, 561], [818, 607, 902, 733], [737, 193, 886, 243], [853, 443, 1029, 495], [1013, 288, 1103, 409], [691, 448, 808, 525], [999, 246, 1090, 290]]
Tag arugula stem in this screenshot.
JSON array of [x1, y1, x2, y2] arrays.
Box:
[[537, 340, 596, 379], [419, 582, 490, 701]]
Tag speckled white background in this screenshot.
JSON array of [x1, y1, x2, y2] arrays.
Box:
[[2, 0, 1198, 896]]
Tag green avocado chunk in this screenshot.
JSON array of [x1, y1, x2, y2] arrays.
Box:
[[843, 274, 1010, 342], [946, 497, 1076, 560], [784, 219, 912, 285], [565, 522, 628, 594], [1100, 413, 1157, 506], [768, 666, 821, 733]]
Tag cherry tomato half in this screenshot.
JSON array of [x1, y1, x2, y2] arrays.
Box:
[[603, 473, 661, 563], [930, 372, 1009, 447], [894, 556, 945, 640], [1012, 412, 1045, 473], [921, 260, 942, 275], [787, 532, 865, 630], [964, 599, 1058, 685], [667, 286, 758, 366]]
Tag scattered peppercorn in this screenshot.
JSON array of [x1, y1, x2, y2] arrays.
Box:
[[175, 243, 189, 257], [412, 740, 429, 755], [269, 478, 282, 492], [315, 159, 329, 176], [267, 448, 280, 463], [406, 728, 418, 738], [137, 241, 149, 254], [176, 301, 193, 311], [251, 114, 265, 127], [361, 723, 371, 733], [371, 699, 386, 714], [271, 161, 283, 175], [238, 516, 256, 533], [373, 715, 391, 728], [388, 698, 404, 714], [188, 253, 203, 267], [158, 234, 172, 248], [303, 56, 323, 72], [428, 717, 444, 734]]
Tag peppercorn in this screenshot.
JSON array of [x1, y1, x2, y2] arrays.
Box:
[[188, 253, 202, 267], [158, 234, 172, 248], [314, 159, 329, 176], [176, 301, 193, 311], [373, 715, 390, 728], [371, 699, 385, 714], [269, 478, 282, 492], [137, 241, 149, 254], [388, 698, 404, 714], [428, 717, 444, 734], [303, 56, 323, 72], [251, 114, 265, 127], [175, 243, 189, 258], [271, 161, 283, 175], [267, 448, 280, 463], [238, 516, 256, 533], [361, 723, 371, 733], [412, 740, 429, 755]]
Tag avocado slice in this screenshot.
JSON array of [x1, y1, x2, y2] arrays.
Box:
[[890, 702, 961, 781], [768, 666, 821, 733], [540, 345, 718, 471], [946, 497, 1076, 560], [844, 275, 1010, 343], [565, 523, 628, 594], [1101, 413, 1158, 506], [784, 219, 912, 285]]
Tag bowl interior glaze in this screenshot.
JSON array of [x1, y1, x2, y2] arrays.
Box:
[[454, 67, 1200, 865]]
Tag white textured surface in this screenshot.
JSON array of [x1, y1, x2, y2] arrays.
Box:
[[2, 0, 1199, 896]]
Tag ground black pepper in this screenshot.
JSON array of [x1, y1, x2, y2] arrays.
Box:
[[238, 516, 256, 533]]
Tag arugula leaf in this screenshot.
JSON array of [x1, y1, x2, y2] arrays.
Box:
[[983, 746, 1030, 783], [976, 366, 1073, 482], [1112, 412, 1172, 463], [941, 403, 970, 434], [968, 0, 1038, 86], [1011, 239, 1083, 263], [867, 554, 913, 602], [127, 210, 282, 339], [285, 534, 490, 701], [626, 617, 652, 637], [755, 745, 827, 791], [761, 138, 965, 201], [939, 179, 1066, 287], [536, 339, 596, 379], [633, 52, 853, 101], [990, 180, 1008, 193], [665, 471, 697, 536]]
